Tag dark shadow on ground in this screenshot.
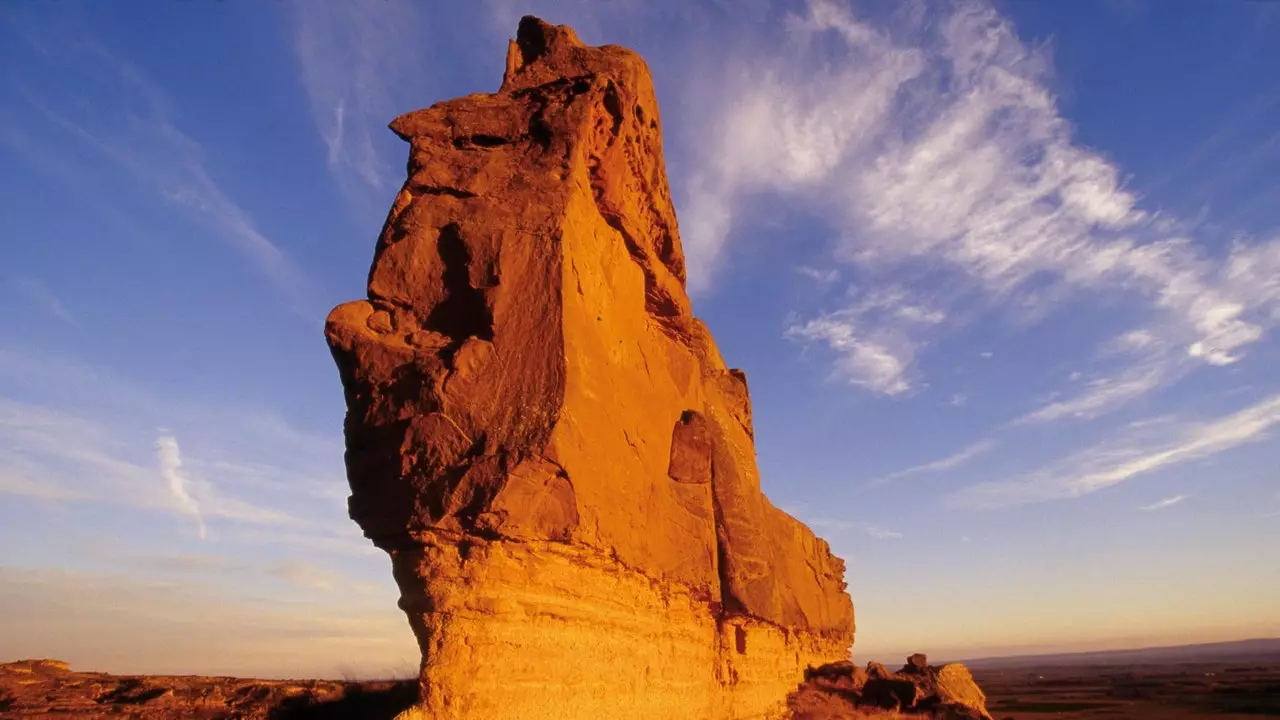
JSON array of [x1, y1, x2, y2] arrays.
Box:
[[269, 680, 417, 719]]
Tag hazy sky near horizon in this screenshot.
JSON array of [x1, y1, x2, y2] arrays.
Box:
[[2, 0, 1279, 678]]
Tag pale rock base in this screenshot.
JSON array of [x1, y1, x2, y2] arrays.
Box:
[[388, 535, 848, 719]]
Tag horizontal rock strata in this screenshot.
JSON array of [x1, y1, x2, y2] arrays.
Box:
[[325, 15, 854, 719]]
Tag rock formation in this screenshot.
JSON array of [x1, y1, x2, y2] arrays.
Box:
[[325, 15, 853, 719], [789, 655, 994, 719], [0, 659, 418, 718]]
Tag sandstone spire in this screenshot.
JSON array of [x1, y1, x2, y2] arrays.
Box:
[[326, 16, 854, 719]]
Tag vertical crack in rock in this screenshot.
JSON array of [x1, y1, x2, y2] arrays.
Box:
[[324, 14, 854, 720], [424, 224, 494, 345], [667, 410, 712, 485]]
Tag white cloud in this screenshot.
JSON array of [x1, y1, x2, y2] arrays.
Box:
[[1016, 363, 1167, 425], [0, 347, 370, 569], [290, 0, 428, 193], [1016, 326, 1185, 425], [870, 438, 995, 486], [157, 434, 206, 539], [785, 285, 947, 395], [1139, 494, 1189, 512], [793, 515, 902, 539], [786, 315, 913, 395], [0, 345, 347, 507], [685, 0, 1280, 405], [1107, 329, 1161, 354], [13, 37, 314, 315], [797, 266, 841, 285], [956, 394, 1280, 507], [11, 277, 77, 326], [682, 0, 924, 293], [0, 395, 306, 533]]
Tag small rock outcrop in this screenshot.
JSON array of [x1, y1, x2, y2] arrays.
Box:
[[325, 14, 853, 720], [790, 655, 994, 719]]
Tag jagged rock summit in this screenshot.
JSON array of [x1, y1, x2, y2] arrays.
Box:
[[326, 15, 854, 719]]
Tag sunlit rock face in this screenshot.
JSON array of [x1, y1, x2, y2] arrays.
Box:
[[789, 655, 995, 719], [325, 16, 854, 719]]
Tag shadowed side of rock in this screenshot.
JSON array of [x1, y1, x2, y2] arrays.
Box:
[[325, 14, 853, 720]]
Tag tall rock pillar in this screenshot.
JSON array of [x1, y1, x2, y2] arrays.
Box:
[[325, 16, 854, 719]]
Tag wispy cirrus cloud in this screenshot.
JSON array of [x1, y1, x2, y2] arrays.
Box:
[[797, 266, 841, 286], [290, 0, 430, 194], [4, 24, 314, 316], [864, 525, 904, 539], [686, 0, 1280, 404], [0, 397, 304, 535], [1139, 494, 1189, 512], [1016, 363, 1167, 425], [786, 285, 947, 394], [792, 513, 905, 540], [786, 315, 914, 395], [10, 277, 77, 326], [954, 394, 1280, 508], [157, 434, 207, 540], [0, 344, 348, 505], [0, 344, 368, 575], [869, 439, 995, 487]]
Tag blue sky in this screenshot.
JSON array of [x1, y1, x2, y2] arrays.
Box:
[[1, 0, 1278, 677]]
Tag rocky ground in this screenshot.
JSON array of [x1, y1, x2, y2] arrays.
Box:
[[5, 656, 1279, 718], [788, 654, 993, 719], [2, 654, 989, 719], [0, 659, 416, 718]]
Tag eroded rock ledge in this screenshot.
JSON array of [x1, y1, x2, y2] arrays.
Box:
[[326, 15, 853, 719]]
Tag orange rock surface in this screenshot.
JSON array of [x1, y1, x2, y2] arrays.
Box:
[[325, 16, 854, 719], [789, 655, 994, 719]]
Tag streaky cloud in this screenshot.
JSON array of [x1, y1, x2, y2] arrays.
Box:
[[869, 439, 995, 487], [954, 394, 1280, 508], [685, 0, 1280, 404], [156, 434, 207, 539], [290, 0, 428, 194], [8, 28, 316, 317], [11, 277, 77, 326], [1139, 494, 1189, 512]]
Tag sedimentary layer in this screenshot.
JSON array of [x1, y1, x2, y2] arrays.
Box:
[[325, 15, 854, 719]]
